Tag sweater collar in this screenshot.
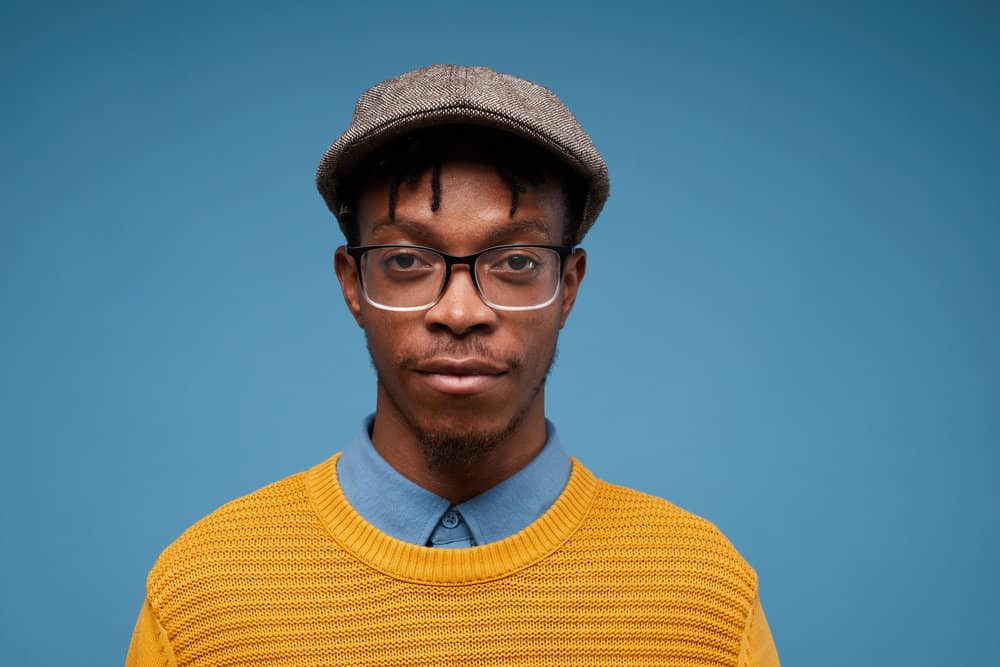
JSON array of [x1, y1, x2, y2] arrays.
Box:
[[305, 453, 598, 584]]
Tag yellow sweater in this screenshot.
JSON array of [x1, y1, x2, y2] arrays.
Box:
[[128, 455, 779, 666]]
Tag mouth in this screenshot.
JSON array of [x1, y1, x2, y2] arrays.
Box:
[[411, 358, 508, 396]]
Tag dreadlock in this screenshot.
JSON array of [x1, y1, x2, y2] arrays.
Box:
[[339, 125, 584, 246]]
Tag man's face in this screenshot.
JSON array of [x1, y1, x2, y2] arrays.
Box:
[[334, 155, 586, 469]]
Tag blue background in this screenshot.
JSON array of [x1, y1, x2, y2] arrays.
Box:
[[2, 1, 997, 664]]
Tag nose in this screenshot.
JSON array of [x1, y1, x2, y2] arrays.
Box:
[[424, 265, 497, 335]]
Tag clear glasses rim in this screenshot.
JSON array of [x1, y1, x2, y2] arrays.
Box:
[[345, 242, 576, 312]]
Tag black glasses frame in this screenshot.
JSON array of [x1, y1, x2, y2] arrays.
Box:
[[346, 243, 575, 311]]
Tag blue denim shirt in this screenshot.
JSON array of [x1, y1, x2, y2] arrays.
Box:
[[337, 415, 572, 548]]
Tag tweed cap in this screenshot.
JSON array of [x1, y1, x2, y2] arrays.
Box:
[[316, 64, 609, 243]]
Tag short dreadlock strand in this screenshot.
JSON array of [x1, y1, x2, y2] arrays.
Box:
[[430, 160, 442, 212], [386, 154, 431, 220], [495, 162, 546, 217], [387, 173, 401, 220]]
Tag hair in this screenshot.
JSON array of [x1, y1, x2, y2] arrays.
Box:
[[337, 125, 585, 246]]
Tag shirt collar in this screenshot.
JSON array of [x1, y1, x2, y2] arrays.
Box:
[[336, 415, 571, 546], [455, 422, 570, 544]]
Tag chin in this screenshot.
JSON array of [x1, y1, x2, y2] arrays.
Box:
[[411, 414, 525, 472]]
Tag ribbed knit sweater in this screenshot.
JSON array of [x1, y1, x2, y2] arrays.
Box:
[[127, 454, 778, 666]]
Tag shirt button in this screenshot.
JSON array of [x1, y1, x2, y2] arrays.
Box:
[[442, 510, 460, 529]]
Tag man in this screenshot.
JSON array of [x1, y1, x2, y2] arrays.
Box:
[[127, 64, 779, 666]]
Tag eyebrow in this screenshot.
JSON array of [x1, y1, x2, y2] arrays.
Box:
[[368, 218, 555, 246]]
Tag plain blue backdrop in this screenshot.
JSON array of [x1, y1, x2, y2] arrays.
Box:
[[2, 1, 997, 665]]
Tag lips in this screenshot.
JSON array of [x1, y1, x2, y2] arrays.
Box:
[[412, 358, 507, 395]]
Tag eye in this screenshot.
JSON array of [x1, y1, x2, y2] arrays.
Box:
[[390, 253, 417, 269], [482, 248, 548, 285], [488, 251, 544, 273], [382, 250, 431, 271], [504, 254, 536, 271]]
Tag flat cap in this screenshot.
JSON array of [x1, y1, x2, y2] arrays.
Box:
[[316, 64, 609, 243]]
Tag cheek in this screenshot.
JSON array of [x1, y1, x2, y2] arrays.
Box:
[[361, 311, 415, 365], [510, 315, 561, 364]]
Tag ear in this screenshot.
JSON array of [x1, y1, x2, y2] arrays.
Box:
[[334, 246, 365, 328], [558, 248, 586, 329]]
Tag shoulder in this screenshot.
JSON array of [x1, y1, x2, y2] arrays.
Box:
[[592, 477, 734, 535], [144, 460, 329, 602], [583, 474, 759, 591]]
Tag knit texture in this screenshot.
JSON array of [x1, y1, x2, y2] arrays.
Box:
[[131, 455, 764, 666]]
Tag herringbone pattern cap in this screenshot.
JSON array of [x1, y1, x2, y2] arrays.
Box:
[[316, 64, 609, 243]]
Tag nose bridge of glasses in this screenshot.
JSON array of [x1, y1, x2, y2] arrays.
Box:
[[439, 256, 487, 304]]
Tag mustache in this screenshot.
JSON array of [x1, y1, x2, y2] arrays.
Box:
[[399, 338, 521, 372]]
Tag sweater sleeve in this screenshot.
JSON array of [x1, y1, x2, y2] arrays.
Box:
[[125, 597, 177, 667], [737, 594, 780, 667]]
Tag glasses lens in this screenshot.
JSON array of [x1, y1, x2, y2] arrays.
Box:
[[476, 246, 562, 309], [361, 247, 445, 309]]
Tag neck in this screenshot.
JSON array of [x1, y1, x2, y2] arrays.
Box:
[[369, 389, 548, 504]]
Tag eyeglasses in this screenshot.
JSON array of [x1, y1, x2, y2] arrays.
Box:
[[346, 244, 575, 312]]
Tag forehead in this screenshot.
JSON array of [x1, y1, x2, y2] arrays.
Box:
[[355, 156, 568, 249]]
